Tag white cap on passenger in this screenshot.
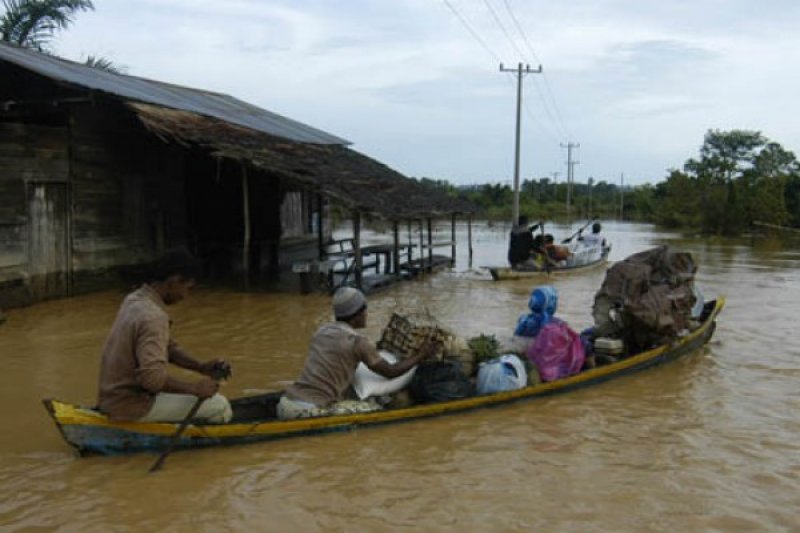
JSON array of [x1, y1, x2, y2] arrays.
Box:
[[332, 287, 367, 320]]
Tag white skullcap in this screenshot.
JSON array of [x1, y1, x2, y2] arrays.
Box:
[[332, 287, 367, 319]]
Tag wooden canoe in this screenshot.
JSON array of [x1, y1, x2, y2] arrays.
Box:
[[487, 245, 611, 280], [43, 298, 724, 457]]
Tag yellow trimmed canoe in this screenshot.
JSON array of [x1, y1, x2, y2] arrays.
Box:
[[44, 298, 724, 456]]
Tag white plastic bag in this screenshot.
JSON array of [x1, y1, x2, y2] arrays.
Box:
[[353, 350, 417, 400], [476, 354, 527, 395]]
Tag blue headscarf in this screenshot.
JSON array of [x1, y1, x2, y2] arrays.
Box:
[[514, 285, 559, 337]]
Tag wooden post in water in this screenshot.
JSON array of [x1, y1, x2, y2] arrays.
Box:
[[467, 215, 473, 268], [418, 219, 424, 276], [450, 213, 457, 267], [155, 210, 165, 254], [353, 211, 362, 288], [392, 221, 400, 279], [241, 165, 250, 289], [316, 194, 324, 260], [427, 217, 433, 273]]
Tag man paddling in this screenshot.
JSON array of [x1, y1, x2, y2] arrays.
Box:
[[578, 222, 606, 247], [507, 215, 542, 268], [97, 248, 232, 423]]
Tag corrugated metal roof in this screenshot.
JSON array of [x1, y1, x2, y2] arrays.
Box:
[[0, 42, 350, 145]]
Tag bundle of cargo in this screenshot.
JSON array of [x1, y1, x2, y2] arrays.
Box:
[[592, 245, 698, 353]]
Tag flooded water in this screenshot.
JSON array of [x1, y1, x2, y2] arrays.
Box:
[[1, 221, 799, 531]]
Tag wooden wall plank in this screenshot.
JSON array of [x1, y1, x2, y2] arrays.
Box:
[[0, 156, 68, 182], [0, 180, 25, 224], [0, 224, 26, 268]]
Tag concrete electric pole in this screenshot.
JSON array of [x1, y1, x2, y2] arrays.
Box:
[[560, 142, 580, 220], [499, 62, 542, 225]]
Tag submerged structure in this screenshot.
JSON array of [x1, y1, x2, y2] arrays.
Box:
[[0, 43, 476, 307]]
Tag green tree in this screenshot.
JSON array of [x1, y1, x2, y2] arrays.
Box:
[[1, 1, 123, 72], [0, 0, 93, 51], [625, 183, 656, 220], [741, 142, 799, 226], [676, 129, 798, 234], [85, 53, 123, 73], [653, 170, 701, 228], [785, 175, 800, 227]]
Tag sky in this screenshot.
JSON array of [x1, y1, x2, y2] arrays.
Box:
[[53, 0, 800, 187]]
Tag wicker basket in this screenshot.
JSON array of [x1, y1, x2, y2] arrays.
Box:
[[377, 312, 448, 360], [377, 312, 475, 374]]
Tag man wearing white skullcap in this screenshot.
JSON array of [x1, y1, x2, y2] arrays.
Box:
[[332, 286, 368, 322], [278, 287, 437, 419]]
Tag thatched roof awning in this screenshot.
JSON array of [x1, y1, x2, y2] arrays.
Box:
[[128, 102, 477, 219]]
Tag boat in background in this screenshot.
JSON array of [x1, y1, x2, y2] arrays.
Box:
[[486, 242, 611, 280]]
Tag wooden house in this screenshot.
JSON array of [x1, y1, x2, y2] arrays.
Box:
[[0, 43, 476, 308]]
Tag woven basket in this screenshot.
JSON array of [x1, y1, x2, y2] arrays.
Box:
[[377, 312, 448, 360]]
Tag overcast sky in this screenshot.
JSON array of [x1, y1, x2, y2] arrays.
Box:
[[54, 0, 800, 187]]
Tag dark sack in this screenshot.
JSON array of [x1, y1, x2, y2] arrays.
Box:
[[624, 283, 695, 335], [409, 360, 473, 404]]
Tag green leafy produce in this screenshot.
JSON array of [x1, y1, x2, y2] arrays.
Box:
[[467, 334, 500, 368]]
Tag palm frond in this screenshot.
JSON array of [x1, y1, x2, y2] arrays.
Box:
[[85, 54, 125, 74], [1, 0, 94, 50]]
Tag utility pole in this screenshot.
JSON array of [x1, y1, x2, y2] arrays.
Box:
[[619, 172, 624, 221], [560, 142, 580, 221], [550, 171, 559, 204], [588, 176, 594, 218], [500, 62, 542, 225]]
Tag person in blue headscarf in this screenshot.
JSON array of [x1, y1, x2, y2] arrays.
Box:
[[514, 285, 559, 338]]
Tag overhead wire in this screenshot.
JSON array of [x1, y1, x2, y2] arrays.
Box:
[[490, 0, 570, 142], [479, 0, 527, 61], [479, 0, 565, 143], [442, 0, 561, 144], [442, 0, 501, 64], [501, 0, 574, 141], [441, 0, 563, 171]]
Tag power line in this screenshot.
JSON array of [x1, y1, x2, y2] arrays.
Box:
[[441, 0, 501, 63], [481, 0, 571, 142], [520, 82, 562, 143], [501, 0, 574, 141], [470, 0, 564, 144], [501, 0, 543, 64], [441, 1, 561, 173], [481, 0, 526, 60], [442, 1, 559, 143]]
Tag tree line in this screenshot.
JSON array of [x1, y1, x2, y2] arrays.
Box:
[[417, 129, 800, 235]]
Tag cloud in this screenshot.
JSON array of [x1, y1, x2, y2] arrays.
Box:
[[50, 0, 800, 185]]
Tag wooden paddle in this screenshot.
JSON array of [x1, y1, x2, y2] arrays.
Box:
[[148, 363, 231, 473], [148, 395, 205, 473], [562, 219, 595, 244]]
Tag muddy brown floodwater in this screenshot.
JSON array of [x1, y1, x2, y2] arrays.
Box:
[[1, 221, 798, 531]]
